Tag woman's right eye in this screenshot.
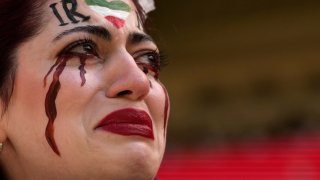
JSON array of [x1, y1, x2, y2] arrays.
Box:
[[62, 39, 99, 57], [71, 42, 96, 55]]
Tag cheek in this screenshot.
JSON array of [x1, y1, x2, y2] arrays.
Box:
[[45, 68, 102, 154], [160, 83, 170, 132], [12, 64, 47, 119], [53, 66, 106, 131], [146, 81, 169, 133], [55, 68, 102, 116], [5, 65, 50, 156]]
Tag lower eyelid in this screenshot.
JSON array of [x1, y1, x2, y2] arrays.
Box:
[[60, 38, 97, 55]]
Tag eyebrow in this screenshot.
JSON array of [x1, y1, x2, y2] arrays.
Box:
[[127, 32, 154, 45], [53, 25, 111, 42]]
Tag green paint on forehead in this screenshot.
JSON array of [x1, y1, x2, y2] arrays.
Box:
[[85, 0, 131, 12]]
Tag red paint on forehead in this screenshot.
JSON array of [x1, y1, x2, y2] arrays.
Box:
[[105, 16, 126, 29]]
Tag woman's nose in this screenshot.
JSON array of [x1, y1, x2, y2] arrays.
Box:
[[104, 52, 150, 101]]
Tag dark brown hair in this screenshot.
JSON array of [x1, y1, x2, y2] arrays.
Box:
[[0, 0, 45, 179], [132, 0, 147, 26], [0, 0, 45, 114]]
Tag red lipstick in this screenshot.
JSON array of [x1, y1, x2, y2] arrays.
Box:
[[95, 108, 154, 140]]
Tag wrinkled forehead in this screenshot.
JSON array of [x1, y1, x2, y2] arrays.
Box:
[[45, 0, 142, 32]]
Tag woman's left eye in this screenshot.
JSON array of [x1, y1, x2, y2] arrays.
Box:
[[134, 50, 161, 79]]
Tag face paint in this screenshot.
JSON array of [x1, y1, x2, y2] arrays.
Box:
[[44, 53, 91, 155], [62, 0, 91, 24], [50, 3, 69, 26], [50, 0, 90, 26], [79, 57, 87, 86], [44, 56, 66, 155], [85, 0, 131, 29], [137, 63, 159, 80]]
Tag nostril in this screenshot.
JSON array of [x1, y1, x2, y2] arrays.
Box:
[[117, 90, 133, 96]]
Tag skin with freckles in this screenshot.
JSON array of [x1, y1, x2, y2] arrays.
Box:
[[0, 0, 169, 179]]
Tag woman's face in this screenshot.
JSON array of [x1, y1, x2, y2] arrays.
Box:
[[1, 0, 169, 179]]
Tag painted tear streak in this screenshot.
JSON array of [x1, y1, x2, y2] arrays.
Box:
[[85, 0, 131, 29], [44, 53, 89, 156]]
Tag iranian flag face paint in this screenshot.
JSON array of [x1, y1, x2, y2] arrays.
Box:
[[85, 0, 131, 29]]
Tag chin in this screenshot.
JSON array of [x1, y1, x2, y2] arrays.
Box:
[[118, 163, 159, 180], [86, 133, 165, 179], [114, 141, 163, 180]]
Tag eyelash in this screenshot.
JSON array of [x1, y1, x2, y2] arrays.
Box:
[[59, 38, 168, 78], [135, 50, 168, 79], [60, 38, 99, 58]]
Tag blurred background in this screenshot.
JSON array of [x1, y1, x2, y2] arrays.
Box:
[[147, 0, 320, 179]]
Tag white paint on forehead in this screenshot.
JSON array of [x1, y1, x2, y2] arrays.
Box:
[[89, 5, 130, 19], [138, 0, 155, 13]]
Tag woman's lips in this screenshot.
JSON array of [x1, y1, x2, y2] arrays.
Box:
[[95, 108, 154, 140]]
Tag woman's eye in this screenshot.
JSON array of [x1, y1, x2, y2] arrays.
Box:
[[70, 42, 97, 56], [135, 51, 161, 79], [62, 39, 98, 57], [82, 43, 95, 54]]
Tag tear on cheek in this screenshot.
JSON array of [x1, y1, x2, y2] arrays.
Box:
[[44, 57, 67, 156], [43, 54, 88, 155], [79, 57, 87, 86]]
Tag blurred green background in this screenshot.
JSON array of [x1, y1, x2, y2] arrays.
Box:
[[148, 0, 320, 149]]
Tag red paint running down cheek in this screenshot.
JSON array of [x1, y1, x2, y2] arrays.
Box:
[[160, 83, 170, 137], [79, 57, 87, 86], [43, 56, 67, 156], [43, 54, 88, 155], [137, 63, 160, 80], [105, 16, 126, 29]]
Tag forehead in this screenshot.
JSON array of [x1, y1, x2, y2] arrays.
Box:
[[44, 0, 141, 33]]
